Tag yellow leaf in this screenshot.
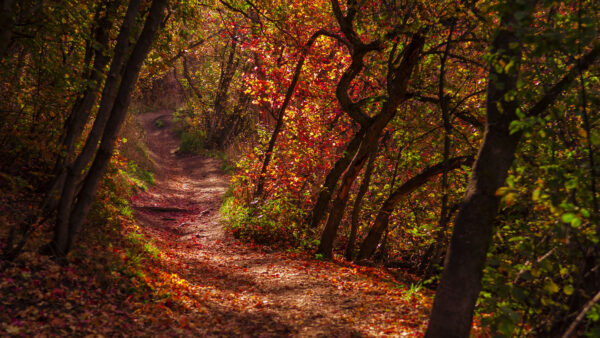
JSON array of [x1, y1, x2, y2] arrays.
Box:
[[544, 280, 560, 294], [563, 285, 575, 295], [6, 326, 20, 334]]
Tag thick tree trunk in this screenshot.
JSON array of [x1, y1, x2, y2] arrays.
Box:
[[345, 148, 376, 260], [47, 0, 167, 257], [426, 37, 600, 336], [424, 32, 600, 335], [425, 9, 525, 337], [356, 156, 473, 261]]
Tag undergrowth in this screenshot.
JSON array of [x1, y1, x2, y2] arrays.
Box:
[[221, 188, 316, 250], [172, 106, 234, 174], [0, 112, 198, 335]]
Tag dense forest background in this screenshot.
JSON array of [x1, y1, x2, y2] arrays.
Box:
[[1, 0, 599, 336]]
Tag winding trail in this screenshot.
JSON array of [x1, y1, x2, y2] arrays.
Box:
[[130, 111, 432, 337]]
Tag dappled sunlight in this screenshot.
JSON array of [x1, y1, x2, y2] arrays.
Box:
[[121, 111, 437, 336]]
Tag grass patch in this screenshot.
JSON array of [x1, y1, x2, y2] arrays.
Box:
[[221, 192, 313, 249], [204, 149, 235, 174], [178, 129, 206, 154]]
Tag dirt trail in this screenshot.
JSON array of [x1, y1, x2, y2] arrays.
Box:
[[131, 111, 429, 337]]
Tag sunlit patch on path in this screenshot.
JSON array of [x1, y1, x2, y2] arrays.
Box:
[[129, 111, 434, 336]]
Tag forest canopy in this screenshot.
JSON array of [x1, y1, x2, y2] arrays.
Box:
[[0, 0, 599, 336]]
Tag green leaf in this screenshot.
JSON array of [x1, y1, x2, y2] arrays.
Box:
[[581, 209, 591, 218], [532, 187, 541, 201], [561, 213, 576, 224], [544, 280, 560, 294], [563, 285, 574, 296]]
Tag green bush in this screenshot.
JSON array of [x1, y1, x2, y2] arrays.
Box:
[[178, 129, 206, 154], [221, 192, 313, 249]]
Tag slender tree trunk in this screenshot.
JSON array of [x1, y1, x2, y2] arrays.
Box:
[[345, 148, 376, 260], [425, 8, 526, 337], [308, 127, 365, 228], [209, 39, 238, 148], [47, 0, 167, 257], [317, 138, 373, 258], [47, 0, 142, 257], [421, 23, 454, 276], [182, 55, 203, 100], [44, 2, 119, 213], [356, 156, 473, 261], [63, 0, 167, 255], [316, 35, 424, 259], [254, 29, 325, 197]]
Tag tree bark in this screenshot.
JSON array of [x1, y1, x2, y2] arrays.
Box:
[[426, 9, 600, 338], [345, 148, 376, 260], [48, 0, 142, 257], [308, 126, 365, 228], [356, 156, 473, 261], [425, 7, 526, 337], [317, 138, 372, 258], [47, 0, 167, 257], [316, 34, 424, 259], [44, 1, 119, 213]]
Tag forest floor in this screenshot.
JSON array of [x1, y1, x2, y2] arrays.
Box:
[[0, 111, 453, 337], [127, 111, 435, 336]]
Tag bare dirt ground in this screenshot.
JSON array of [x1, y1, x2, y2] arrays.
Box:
[[130, 111, 432, 337]]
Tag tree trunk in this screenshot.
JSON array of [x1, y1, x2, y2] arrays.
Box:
[[44, 1, 119, 213], [316, 34, 424, 259], [345, 148, 376, 260], [308, 127, 365, 228], [421, 24, 454, 276], [47, 0, 167, 257], [48, 0, 142, 257], [425, 8, 525, 337], [426, 36, 600, 336], [317, 138, 373, 258], [254, 29, 325, 197], [214, 40, 239, 117], [182, 55, 203, 100], [356, 156, 473, 261]]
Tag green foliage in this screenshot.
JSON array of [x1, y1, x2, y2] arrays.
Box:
[[173, 106, 206, 154], [178, 129, 206, 154], [402, 282, 424, 301], [118, 160, 155, 193], [221, 191, 312, 249]]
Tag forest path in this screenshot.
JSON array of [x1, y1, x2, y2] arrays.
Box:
[[130, 111, 430, 337]]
